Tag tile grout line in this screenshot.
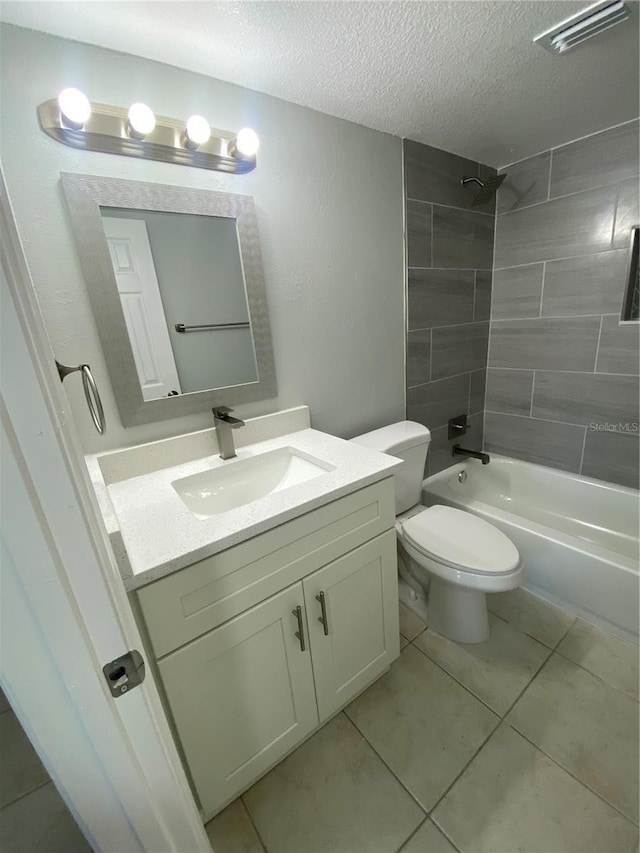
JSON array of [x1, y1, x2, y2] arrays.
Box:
[[546, 150, 553, 201], [0, 777, 52, 813], [498, 116, 639, 172], [491, 312, 607, 322], [409, 631, 504, 720], [610, 182, 622, 250], [495, 176, 631, 219], [391, 816, 429, 853], [430, 203, 434, 269], [529, 371, 536, 418], [428, 328, 432, 383], [594, 313, 605, 374], [238, 794, 270, 853], [406, 195, 495, 219], [493, 246, 626, 272], [538, 260, 547, 318], [483, 365, 638, 378], [509, 722, 640, 829], [409, 320, 489, 334], [578, 426, 588, 476], [343, 709, 430, 817]]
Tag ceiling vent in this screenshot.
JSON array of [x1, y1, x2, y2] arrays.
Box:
[[534, 0, 636, 54]]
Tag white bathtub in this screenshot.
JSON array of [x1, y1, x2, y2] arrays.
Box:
[[422, 456, 640, 642]]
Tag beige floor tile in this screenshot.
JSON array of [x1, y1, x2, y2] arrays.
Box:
[[433, 724, 638, 853], [557, 618, 639, 700], [400, 634, 410, 650], [0, 781, 90, 853], [0, 709, 50, 809], [508, 653, 640, 822], [243, 713, 423, 853], [205, 798, 264, 853], [345, 645, 498, 811], [487, 588, 575, 647], [414, 615, 550, 716], [400, 602, 427, 642], [400, 819, 458, 853]]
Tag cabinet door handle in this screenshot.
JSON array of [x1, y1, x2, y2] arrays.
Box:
[[292, 606, 306, 651], [315, 592, 329, 636]]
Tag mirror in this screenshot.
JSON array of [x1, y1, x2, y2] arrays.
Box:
[[61, 173, 276, 426]]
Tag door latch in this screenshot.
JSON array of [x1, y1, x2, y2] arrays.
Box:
[[102, 650, 145, 698]]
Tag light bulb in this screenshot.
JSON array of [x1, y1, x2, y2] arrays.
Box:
[[233, 128, 259, 159], [185, 114, 211, 148], [127, 103, 156, 139], [58, 88, 91, 128]]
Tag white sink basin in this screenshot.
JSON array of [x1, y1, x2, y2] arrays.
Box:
[[171, 447, 336, 519]]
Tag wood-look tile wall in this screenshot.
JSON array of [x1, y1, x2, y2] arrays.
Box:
[[403, 139, 496, 475], [487, 119, 640, 488]]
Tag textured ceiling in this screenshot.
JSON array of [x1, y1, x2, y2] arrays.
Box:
[[1, 1, 638, 167]]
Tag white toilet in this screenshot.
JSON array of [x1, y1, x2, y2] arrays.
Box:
[[351, 421, 524, 644]]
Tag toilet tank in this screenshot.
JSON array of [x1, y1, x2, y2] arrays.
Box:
[[350, 421, 431, 514]]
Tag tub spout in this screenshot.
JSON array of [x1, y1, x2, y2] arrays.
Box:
[[452, 444, 490, 465]]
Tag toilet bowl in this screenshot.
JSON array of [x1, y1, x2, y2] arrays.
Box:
[[351, 421, 524, 643]]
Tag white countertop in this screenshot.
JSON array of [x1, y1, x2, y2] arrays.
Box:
[[106, 428, 401, 590]]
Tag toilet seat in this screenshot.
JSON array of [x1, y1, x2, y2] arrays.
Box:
[[400, 505, 520, 575]]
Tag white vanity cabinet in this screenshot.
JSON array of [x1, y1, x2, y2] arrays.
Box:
[[135, 478, 398, 819]]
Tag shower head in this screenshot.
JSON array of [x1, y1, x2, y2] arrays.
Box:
[[461, 173, 507, 207]]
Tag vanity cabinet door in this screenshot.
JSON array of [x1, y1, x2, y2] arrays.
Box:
[[303, 530, 399, 721], [158, 582, 318, 817]]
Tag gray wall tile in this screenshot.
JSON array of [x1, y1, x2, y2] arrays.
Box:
[[433, 206, 494, 270], [484, 412, 584, 473], [431, 322, 489, 379], [427, 424, 454, 477], [550, 120, 640, 199], [485, 369, 534, 415], [489, 317, 601, 371], [582, 430, 640, 490], [404, 140, 495, 212], [596, 315, 640, 375], [427, 412, 484, 476], [407, 373, 470, 431], [407, 329, 431, 388], [494, 186, 617, 268], [469, 369, 486, 414], [474, 271, 492, 321], [492, 264, 543, 320], [542, 251, 628, 317], [532, 371, 639, 429], [613, 178, 639, 250], [497, 153, 551, 214], [408, 269, 475, 330], [407, 200, 432, 267]]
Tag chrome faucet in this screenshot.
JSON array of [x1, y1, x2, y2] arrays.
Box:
[[212, 406, 245, 460], [452, 444, 490, 465]]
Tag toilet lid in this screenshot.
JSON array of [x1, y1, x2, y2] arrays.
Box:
[[401, 505, 520, 574]]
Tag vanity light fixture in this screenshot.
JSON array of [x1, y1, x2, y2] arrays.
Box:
[[184, 114, 212, 148], [58, 87, 91, 129], [230, 128, 260, 160], [38, 94, 258, 174], [127, 102, 156, 139]]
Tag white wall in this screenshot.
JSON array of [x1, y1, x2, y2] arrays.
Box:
[[0, 24, 405, 453]]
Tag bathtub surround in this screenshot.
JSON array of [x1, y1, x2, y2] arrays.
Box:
[[404, 140, 496, 476], [0, 24, 404, 453], [487, 119, 640, 489]]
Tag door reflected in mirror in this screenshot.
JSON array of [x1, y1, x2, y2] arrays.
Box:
[[100, 207, 258, 401]]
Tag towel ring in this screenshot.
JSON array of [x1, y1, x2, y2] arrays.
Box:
[[56, 360, 106, 435]]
